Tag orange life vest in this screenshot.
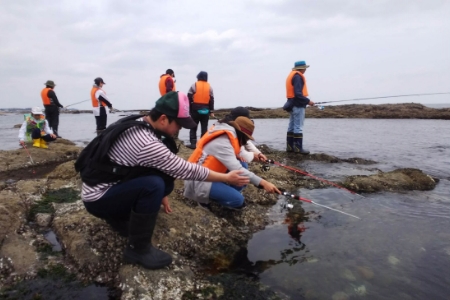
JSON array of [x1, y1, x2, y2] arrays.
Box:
[[159, 75, 176, 96], [286, 71, 309, 98], [193, 81, 211, 105], [188, 129, 241, 173], [91, 87, 106, 107], [41, 88, 52, 105]]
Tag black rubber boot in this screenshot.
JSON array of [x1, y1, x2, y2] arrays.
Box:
[[293, 133, 310, 155], [187, 139, 197, 149], [123, 211, 172, 269], [286, 132, 294, 152]]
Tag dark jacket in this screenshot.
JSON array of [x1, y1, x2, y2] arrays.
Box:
[[290, 74, 310, 108]]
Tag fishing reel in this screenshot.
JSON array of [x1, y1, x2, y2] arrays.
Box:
[[260, 164, 270, 172]]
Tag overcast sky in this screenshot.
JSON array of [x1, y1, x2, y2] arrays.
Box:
[[1, 0, 449, 110]]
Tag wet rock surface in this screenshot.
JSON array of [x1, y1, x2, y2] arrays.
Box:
[[213, 103, 450, 120], [342, 168, 437, 193], [0, 140, 440, 299]]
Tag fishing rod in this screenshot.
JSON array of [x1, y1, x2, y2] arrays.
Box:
[[315, 92, 450, 105], [266, 159, 364, 198], [65, 99, 90, 108], [21, 143, 36, 174], [279, 188, 360, 219]]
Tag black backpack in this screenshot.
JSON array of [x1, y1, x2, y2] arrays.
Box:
[[74, 115, 178, 186]]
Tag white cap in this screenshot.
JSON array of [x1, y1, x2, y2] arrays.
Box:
[[31, 107, 43, 114]]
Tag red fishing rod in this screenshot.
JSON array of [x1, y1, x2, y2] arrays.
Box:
[[266, 159, 364, 198], [21, 142, 36, 174], [279, 189, 360, 219]]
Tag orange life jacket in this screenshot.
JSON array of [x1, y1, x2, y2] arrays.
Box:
[[41, 88, 52, 105], [193, 81, 211, 105], [188, 129, 241, 173], [91, 87, 106, 107], [286, 71, 309, 98], [159, 75, 176, 96]]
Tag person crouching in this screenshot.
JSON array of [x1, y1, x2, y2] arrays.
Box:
[[18, 107, 56, 149], [184, 116, 280, 211]]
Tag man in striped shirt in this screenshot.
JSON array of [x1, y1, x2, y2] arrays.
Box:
[[82, 91, 249, 270]]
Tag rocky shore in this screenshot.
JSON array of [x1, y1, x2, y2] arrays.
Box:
[[3, 103, 449, 120], [0, 139, 439, 299]]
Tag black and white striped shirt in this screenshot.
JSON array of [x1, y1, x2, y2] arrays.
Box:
[[82, 125, 209, 202]]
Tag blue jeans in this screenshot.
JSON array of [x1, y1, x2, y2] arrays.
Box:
[[287, 106, 305, 134], [209, 161, 248, 208], [84, 175, 174, 220], [209, 182, 245, 208]]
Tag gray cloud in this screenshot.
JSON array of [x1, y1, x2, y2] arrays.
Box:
[[0, 0, 449, 110]]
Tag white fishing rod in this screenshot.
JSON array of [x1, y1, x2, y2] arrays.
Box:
[[315, 92, 450, 105]]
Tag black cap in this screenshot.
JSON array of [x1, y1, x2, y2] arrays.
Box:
[[94, 77, 106, 85], [230, 106, 250, 120]]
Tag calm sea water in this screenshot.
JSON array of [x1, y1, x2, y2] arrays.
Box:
[[1, 113, 450, 299]]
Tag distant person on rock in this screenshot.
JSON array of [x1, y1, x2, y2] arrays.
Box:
[[79, 91, 249, 270], [158, 69, 176, 96], [283, 61, 315, 154], [184, 116, 280, 211], [18, 107, 56, 149], [187, 71, 215, 149], [91, 77, 113, 136], [41, 80, 64, 138]]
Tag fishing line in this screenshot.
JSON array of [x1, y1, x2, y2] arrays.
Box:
[[267, 160, 364, 198], [315, 92, 450, 105], [64, 99, 90, 109], [278, 188, 360, 219]]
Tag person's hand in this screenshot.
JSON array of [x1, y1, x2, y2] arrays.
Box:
[[309, 100, 315, 106], [161, 196, 173, 214], [19, 140, 25, 146], [259, 180, 281, 194], [210, 112, 215, 118], [50, 134, 56, 138], [226, 170, 249, 186], [254, 152, 267, 162]]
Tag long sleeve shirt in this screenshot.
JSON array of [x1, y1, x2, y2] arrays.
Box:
[[187, 82, 215, 111], [18, 119, 53, 141], [46, 90, 64, 108], [82, 124, 210, 202], [291, 74, 311, 107]]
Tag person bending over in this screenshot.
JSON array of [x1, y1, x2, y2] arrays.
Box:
[[184, 115, 280, 211]]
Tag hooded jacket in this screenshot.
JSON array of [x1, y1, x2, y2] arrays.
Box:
[[188, 71, 214, 111], [183, 122, 262, 204]]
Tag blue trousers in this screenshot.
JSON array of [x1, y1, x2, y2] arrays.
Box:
[[287, 106, 306, 134], [84, 175, 174, 220], [209, 162, 248, 208]]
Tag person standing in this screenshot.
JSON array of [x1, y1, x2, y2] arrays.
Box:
[[41, 80, 64, 138], [187, 71, 215, 149], [91, 77, 113, 135], [284, 61, 315, 154], [158, 69, 176, 96], [80, 91, 249, 270]]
